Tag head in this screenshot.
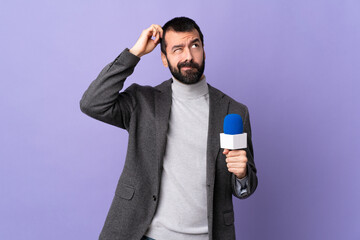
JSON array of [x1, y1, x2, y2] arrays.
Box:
[[160, 17, 205, 85]]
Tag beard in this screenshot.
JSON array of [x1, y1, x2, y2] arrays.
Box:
[[167, 56, 205, 85]]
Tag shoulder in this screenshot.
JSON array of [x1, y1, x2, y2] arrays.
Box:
[[209, 84, 249, 113], [125, 79, 171, 94], [122, 79, 172, 107], [126, 79, 172, 93]]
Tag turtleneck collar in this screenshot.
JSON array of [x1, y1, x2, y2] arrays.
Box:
[[171, 76, 209, 99]]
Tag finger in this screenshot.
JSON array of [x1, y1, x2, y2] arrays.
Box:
[[226, 159, 247, 165], [154, 32, 161, 44], [227, 150, 246, 156], [227, 163, 247, 170], [227, 165, 246, 170], [227, 162, 247, 168], [223, 149, 230, 155], [225, 156, 247, 163], [146, 25, 155, 33], [158, 26, 163, 38], [152, 26, 157, 38], [143, 27, 154, 40], [152, 25, 161, 36], [152, 24, 163, 38], [226, 149, 246, 157], [152, 24, 162, 31]]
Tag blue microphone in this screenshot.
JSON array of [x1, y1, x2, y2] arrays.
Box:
[[223, 114, 244, 135], [220, 114, 247, 149]]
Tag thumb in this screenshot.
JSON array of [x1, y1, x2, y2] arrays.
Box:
[[223, 148, 230, 155]]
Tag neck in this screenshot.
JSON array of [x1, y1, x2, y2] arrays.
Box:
[[171, 75, 208, 99]]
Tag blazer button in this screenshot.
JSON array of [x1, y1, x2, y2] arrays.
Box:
[[153, 195, 157, 201]]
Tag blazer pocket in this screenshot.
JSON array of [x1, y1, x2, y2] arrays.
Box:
[[223, 210, 234, 226], [115, 183, 135, 200]]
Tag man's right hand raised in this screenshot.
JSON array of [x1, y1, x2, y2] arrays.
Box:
[[129, 24, 163, 58]]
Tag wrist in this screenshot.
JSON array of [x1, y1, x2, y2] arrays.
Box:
[[129, 47, 142, 57], [235, 173, 246, 179]]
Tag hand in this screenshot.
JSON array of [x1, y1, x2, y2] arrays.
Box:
[[129, 24, 163, 58], [223, 149, 248, 179]]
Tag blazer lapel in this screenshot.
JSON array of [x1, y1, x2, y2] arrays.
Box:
[[206, 84, 229, 187], [154, 79, 173, 179], [206, 84, 229, 233]]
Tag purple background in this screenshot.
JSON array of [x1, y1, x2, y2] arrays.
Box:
[[1, 0, 359, 239]]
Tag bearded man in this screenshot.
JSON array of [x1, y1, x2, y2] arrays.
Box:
[[80, 16, 258, 240]]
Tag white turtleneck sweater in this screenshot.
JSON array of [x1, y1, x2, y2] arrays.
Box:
[[146, 77, 209, 240], [146, 77, 247, 240]]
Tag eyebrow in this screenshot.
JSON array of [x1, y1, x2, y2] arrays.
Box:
[[171, 38, 201, 51], [190, 38, 200, 45], [171, 44, 184, 51]]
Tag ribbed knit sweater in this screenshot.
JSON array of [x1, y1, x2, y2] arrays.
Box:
[[146, 77, 210, 240]]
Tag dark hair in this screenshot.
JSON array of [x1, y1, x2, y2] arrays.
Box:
[[161, 17, 204, 55]]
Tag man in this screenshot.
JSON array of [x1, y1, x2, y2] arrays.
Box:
[[80, 17, 257, 240]]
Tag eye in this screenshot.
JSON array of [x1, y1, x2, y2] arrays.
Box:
[[192, 43, 199, 48], [174, 48, 182, 53]]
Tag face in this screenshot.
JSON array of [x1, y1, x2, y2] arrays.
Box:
[[161, 29, 205, 85]]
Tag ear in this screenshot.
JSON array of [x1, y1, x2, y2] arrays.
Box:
[[161, 52, 168, 68]]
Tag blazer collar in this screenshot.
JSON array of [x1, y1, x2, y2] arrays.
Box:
[[154, 78, 172, 94]]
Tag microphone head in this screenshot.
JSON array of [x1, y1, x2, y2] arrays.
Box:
[[223, 114, 243, 135]]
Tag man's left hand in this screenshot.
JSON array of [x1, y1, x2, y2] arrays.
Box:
[[223, 149, 248, 179]]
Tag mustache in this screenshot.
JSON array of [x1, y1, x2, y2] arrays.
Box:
[[177, 61, 200, 70]]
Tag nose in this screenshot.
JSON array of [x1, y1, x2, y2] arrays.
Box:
[[183, 47, 193, 62]]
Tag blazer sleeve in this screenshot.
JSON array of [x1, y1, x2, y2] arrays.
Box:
[[80, 49, 140, 130], [232, 106, 258, 199]]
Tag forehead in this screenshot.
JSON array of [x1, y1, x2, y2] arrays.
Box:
[[164, 29, 201, 46]]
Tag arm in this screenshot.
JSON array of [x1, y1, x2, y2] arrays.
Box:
[[80, 49, 140, 129], [80, 24, 163, 129], [224, 107, 258, 199], [234, 175, 249, 197]]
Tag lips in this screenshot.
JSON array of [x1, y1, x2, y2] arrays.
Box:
[[178, 61, 200, 72], [181, 66, 193, 70]]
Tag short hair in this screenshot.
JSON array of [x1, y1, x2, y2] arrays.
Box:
[[161, 17, 204, 55]]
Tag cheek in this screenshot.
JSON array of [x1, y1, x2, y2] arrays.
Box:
[[171, 52, 187, 62], [169, 57, 181, 68], [193, 51, 204, 63]]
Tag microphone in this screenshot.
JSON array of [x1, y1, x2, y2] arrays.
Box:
[[220, 114, 247, 149]]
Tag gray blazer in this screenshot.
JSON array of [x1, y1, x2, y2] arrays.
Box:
[[80, 49, 258, 240]]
